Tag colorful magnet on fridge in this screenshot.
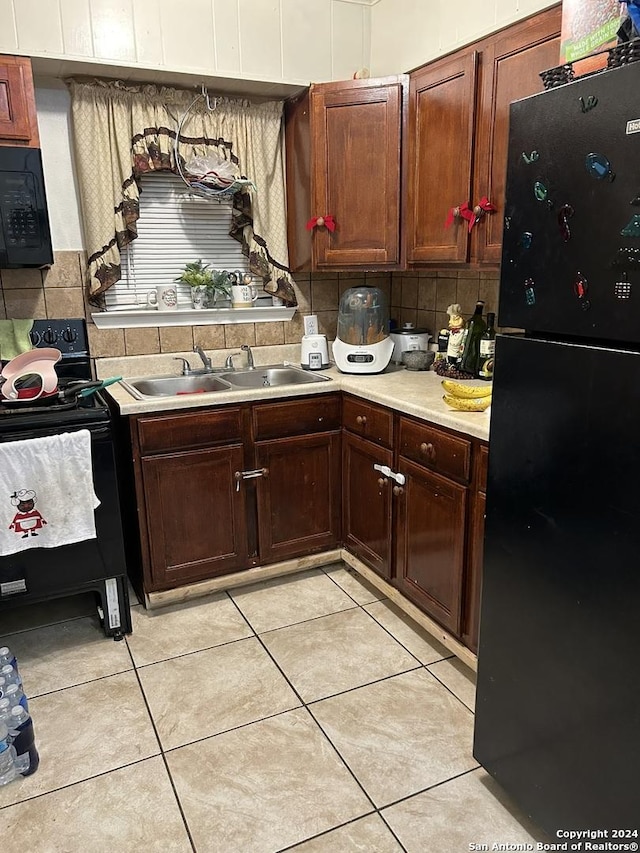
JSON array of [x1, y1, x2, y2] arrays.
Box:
[[579, 95, 598, 113], [614, 274, 632, 300], [533, 181, 554, 209], [574, 273, 591, 310], [524, 279, 536, 306], [522, 151, 539, 164], [585, 153, 615, 181], [558, 204, 575, 243], [519, 232, 533, 249], [621, 215, 640, 238], [631, 195, 640, 207]]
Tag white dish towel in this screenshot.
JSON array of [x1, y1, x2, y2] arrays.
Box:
[[0, 430, 100, 557]]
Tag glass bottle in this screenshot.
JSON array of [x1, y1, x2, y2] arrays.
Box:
[[460, 301, 486, 376], [479, 312, 496, 381]]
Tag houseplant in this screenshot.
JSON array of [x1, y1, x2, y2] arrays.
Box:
[[175, 260, 231, 308]]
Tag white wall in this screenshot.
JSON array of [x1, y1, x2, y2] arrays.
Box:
[[34, 80, 85, 251], [0, 0, 372, 86], [370, 0, 558, 75]]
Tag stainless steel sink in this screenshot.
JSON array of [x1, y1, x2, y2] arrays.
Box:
[[122, 374, 232, 399], [221, 366, 330, 388]]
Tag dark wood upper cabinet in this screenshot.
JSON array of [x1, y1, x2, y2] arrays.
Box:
[[286, 76, 407, 272], [0, 55, 39, 147], [406, 51, 478, 264], [471, 6, 562, 264], [406, 4, 561, 267]]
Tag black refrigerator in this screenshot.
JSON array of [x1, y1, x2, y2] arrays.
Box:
[[473, 61, 640, 833]]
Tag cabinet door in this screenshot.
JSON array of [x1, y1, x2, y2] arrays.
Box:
[[255, 432, 341, 563], [141, 445, 249, 589], [311, 78, 404, 268], [462, 489, 485, 653], [472, 6, 561, 264], [0, 56, 39, 146], [406, 50, 478, 264], [342, 431, 393, 579], [396, 457, 467, 634]]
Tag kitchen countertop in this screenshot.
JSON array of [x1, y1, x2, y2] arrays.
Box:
[[99, 349, 491, 442]]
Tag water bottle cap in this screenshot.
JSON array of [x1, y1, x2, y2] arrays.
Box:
[[0, 647, 9, 656], [0, 699, 9, 710], [4, 684, 18, 696], [0, 665, 13, 676], [10, 705, 24, 718]]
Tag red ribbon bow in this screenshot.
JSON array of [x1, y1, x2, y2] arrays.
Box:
[[468, 197, 497, 232], [306, 215, 336, 233], [445, 202, 474, 229]]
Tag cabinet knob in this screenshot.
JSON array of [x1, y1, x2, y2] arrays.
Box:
[[377, 477, 387, 488], [393, 485, 404, 497], [420, 442, 435, 460], [356, 415, 367, 426]]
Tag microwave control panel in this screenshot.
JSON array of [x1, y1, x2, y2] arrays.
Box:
[[0, 172, 42, 248]]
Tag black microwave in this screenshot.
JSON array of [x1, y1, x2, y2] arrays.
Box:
[[0, 146, 53, 268]]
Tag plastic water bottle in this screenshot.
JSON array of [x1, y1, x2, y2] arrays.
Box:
[[0, 698, 10, 727], [0, 664, 21, 689], [0, 647, 17, 672], [0, 722, 17, 786], [2, 683, 28, 711], [8, 705, 38, 776]]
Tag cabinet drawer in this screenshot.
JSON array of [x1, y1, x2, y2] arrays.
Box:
[[398, 417, 471, 483], [343, 396, 393, 448], [253, 394, 340, 440], [477, 444, 489, 493], [136, 407, 243, 455]]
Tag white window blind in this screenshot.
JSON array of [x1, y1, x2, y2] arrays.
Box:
[[105, 173, 250, 311]]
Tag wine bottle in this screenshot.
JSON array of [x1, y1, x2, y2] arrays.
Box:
[[479, 312, 496, 381], [460, 301, 486, 375]]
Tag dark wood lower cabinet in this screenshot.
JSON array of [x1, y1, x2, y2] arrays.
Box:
[[462, 489, 485, 652], [255, 431, 341, 563], [342, 431, 393, 579], [395, 456, 467, 635], [141, 444, 250, 588]]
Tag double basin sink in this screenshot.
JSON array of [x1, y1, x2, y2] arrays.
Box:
[[122, 365, 330, 399]]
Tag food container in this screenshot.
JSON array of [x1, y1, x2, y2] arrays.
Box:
[[402, 350, 435, 371], [390, 324, 431, 363]]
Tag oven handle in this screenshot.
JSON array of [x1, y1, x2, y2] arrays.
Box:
[[0, 425, 111, 443]]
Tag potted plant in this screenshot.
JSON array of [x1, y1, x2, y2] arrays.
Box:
[[175, 260, 231, 309]]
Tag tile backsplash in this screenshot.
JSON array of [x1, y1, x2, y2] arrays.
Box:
[[0, 253, 499, 360]]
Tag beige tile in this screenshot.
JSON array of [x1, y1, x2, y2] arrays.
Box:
[[417, 277, 437, 311], [1, 616, 132, 697], [87, 324, 126, 358], [159, 325, 194, 353], [42, 251, 83, 288], [293, 814, 402, 852], [435, 277, 458, 312], [44, 286, 86, 319], [479, 276, 500, 314], [229, 568, 356, 633], [261, 608, 419, 703], [126, 591, 252, 666], [401, 277, 419, 308], [416, 309, 436, 336], [139, 637, 300, 749], [224, 322, 256, 348], [255, 320, 285, 346], [124, 327, 160, 355], [427, 657, 476, 711], [192, 324, 226, 350], [293, 278, 312, 313], [0, 756, 192, 853], [456, 268, 480, 279], [0, 268, 43, 289], [364, 599, 453, 665], [316, 309, 338, 339], [324, 564, 387, 605], [383, 768, 546, 852], [399, 308, 418, 328], [457, 277, 480, 315], [285, 312, 305, 343], [3, 288, 47, 319], [310, 669, 477, 807], [311, 278, 339, 312], [167, 707, 371, 852], [0, 671, 159, 807], [0, 289, 6, 319]]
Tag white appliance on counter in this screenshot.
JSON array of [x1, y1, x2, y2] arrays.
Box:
[[332, 286, 394, 374], [389, 324, 432, 363], [300, 334, 329, 370]]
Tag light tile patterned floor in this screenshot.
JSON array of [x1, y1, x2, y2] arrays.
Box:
[[0, 564, 546, 852]]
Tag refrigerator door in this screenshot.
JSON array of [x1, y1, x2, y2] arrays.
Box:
[[499, 62, 640, 344], [474, 335, 640, 832]]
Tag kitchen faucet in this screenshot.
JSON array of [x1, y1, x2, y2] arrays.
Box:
[[241, 344, 255, 369], [193, 346, 212, 370]]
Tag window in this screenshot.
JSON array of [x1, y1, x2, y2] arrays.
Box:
[[105, 172, 250, 311]]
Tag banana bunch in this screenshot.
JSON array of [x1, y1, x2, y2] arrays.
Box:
[[441, 379, 492, 412]]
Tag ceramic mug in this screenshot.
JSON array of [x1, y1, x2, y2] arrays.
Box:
[[147, 285, 178, 311], [191, 285, 208, 310], [231, 283, 258, 308]]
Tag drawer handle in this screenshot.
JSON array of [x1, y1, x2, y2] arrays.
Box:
[[235, 467, 269, 491], [356, 415, 367, 426], [420, 442, 436, 460], [393, 485, 404, 497]]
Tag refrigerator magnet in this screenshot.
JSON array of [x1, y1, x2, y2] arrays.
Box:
[[585, 152, 615, 182]]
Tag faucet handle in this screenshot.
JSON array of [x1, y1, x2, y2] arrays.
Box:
[[224, 352, 243, 370], [240, 344, 255, 369], [173, 357, 192, 376]]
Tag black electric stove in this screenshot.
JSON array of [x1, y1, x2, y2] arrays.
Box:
[[0, 319, 131, 639]]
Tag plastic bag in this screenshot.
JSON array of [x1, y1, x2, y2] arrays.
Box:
[[184, 155, 239, 189]]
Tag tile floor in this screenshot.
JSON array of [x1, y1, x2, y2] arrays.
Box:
[[0, 564, 547, 852]]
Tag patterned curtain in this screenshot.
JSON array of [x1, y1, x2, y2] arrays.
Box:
[[67, 79, 296, 306]]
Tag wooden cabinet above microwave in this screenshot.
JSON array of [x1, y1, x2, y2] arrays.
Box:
[[0, 55, 40, 148]]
